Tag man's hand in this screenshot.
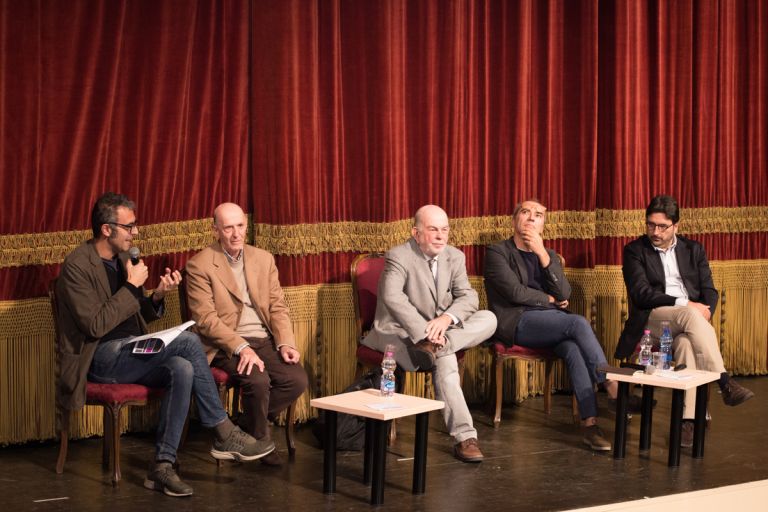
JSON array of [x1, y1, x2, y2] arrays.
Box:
[[279, 346, 301, 364], [153, 268, 182, 302], [237, 346, 264, 375], [520, 226, 550, 265], [688, 301, 711, 321], [125, 260, 149, 288], [424, 314, 452, 345]]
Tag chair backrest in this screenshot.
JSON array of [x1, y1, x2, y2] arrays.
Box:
[[350, 253, 385, 337], [178, 269, 191, 322]]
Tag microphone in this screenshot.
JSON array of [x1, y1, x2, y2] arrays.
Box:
[[128, 247, 141, 265]]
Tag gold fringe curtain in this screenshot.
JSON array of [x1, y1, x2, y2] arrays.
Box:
[[1, 261, 767, 444]]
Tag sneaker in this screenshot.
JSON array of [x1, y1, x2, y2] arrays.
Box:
[[582, 425, 611, 451], [210, 426, 275, 462], [680, 420, 694, 448], [721, 377, 754, 406], [144, 462, 193, 497], [453, 438, 484, 463]]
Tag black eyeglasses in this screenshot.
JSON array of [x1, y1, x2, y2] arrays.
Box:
[[109, 222, 139, 232], [645, 221, 673, 232]]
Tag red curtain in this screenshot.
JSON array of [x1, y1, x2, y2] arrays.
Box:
[[1, 0, 766, 298]]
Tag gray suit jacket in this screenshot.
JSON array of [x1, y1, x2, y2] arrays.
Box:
[[362, 238, 478, 370]]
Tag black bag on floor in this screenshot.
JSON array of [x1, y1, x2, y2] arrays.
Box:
[[312, 370, 381, 451]]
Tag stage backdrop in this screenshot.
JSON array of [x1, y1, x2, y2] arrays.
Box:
[[1, 0, 766, 444]]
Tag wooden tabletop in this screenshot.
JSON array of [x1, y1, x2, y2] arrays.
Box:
[[310, 389, 445, 421], [605, 368, 721, 391]]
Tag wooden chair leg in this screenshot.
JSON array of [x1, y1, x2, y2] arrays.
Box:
[[285, 402, 296, 458], [493, 354, 504, 428], [543, 360, 554, 415], [108, 404, 122, 486], [571, 394, 580, 424], [56, 410, 70, 474], [102, 407, 112, 469]]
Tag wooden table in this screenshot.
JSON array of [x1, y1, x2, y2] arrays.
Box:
[[310, 389, 444, 505], [606, 368, 721, 466]]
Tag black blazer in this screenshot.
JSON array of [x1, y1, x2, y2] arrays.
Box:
[[483, 239, 570, 346], [616, 235, 718, 359]]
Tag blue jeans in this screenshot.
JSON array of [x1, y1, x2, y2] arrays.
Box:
[[515, 309, 607, 419], [88, 331, 227, 463]]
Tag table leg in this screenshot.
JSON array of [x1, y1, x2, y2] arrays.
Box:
[[692, 383, 709, 458], [639, 385, 655, 451], [613, 381, 629, 459], [370, 419, 389, 506], [668, 389, 684, 467], [323, 411, 337, 494], [412, 412, 430, 494], [363, 417, 375, 485]]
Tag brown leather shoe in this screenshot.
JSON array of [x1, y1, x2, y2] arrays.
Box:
[[680, 421, 694, 448], [406, 340, 437, 370], [260, 449, 283, 466], [453, 438, 484, 463]]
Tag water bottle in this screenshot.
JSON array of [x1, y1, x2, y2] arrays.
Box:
[[659, 321, 673, 370], [638, 329, 653, 366], [380, 344, 397, 397]]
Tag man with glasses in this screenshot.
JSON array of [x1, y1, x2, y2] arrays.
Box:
[[361, 205, 497, 462], [55, 193, 274, 497], [617, 195, 754, 447]]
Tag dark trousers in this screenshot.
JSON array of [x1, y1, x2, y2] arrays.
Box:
[[212, 337, 308, 440]]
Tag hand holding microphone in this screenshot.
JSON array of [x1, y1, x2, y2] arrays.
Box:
[[126, 247, 149, 287]]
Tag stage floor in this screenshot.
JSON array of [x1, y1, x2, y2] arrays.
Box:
[[2, 376, 766, 511]]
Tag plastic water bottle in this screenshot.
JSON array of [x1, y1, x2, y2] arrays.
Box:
[[659, 321, 673, 370], [380, 344, 397, 397], [638, 329, 653, 366]]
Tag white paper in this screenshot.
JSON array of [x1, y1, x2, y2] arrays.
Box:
[[366, 402, 404, 410], [129, 320, 195, 354], [654, 369, 693, 380]]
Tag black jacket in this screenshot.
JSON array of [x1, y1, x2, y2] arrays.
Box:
[[616, 235, 718, 359], [483, 239, 570, 345]]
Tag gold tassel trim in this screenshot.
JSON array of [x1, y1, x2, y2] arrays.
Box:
[[3, 206, 767, 268]]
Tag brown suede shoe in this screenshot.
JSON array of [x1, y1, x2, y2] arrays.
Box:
[[680, 420, 694, 448], [721, 377, 754, 406], [581, 425, 611, 451], [453, 438, 484, 463]]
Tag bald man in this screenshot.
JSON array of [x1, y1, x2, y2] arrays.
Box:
[[362, 205, 497, 462], [185, 203, 308, 465]]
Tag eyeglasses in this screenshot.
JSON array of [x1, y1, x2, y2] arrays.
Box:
[[645, 221, 673, 232], [109, 222, 139, 233]]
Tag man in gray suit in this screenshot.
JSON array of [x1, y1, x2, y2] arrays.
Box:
[[362, 205, 497, 462]]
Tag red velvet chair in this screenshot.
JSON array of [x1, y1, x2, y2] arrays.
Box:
[[489, 343, 578, 427], [488, 254, 579, 428], [178, 272, 296, 458], [351, 253, 465, 441], [50, 280, 164, 486]]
